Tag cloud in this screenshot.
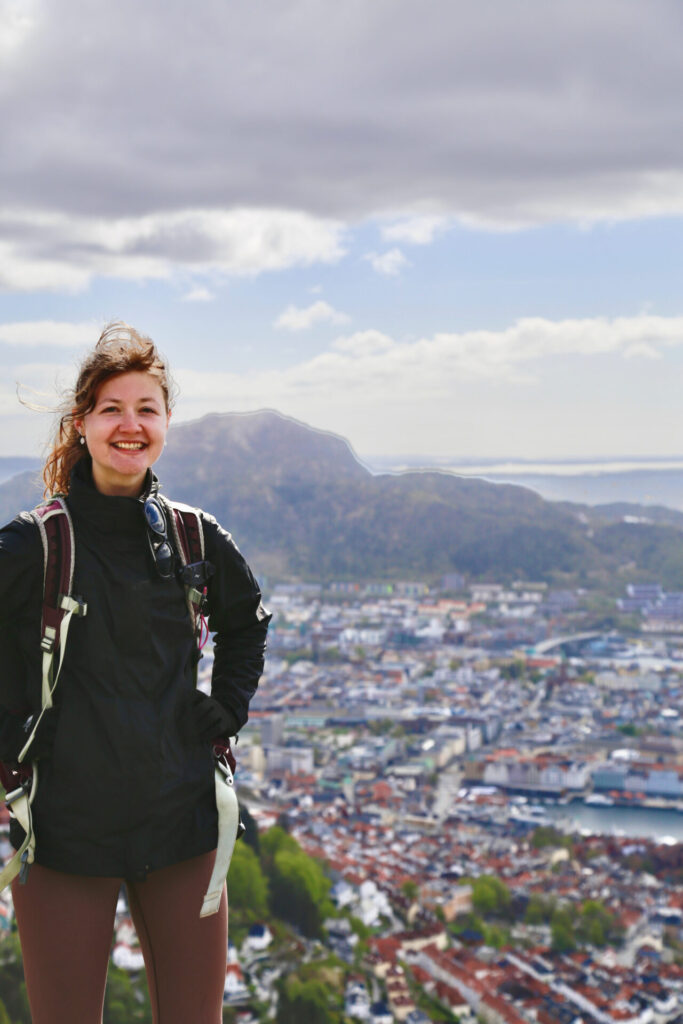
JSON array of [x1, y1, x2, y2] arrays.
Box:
[[182, 286, 215, 303], [173, 313, 683, 418], [0, 207, 346, 292], [0, 0, 682, 293], [2, 312, 677, 457], [0, 0, 36, 58], [332, 330, 394, 356], [275, 300, 350, 331], [381, 215, 448, 245], [365, 248, 410, 276], [0, 320, 97, 347]]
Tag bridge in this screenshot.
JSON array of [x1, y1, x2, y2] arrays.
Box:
[[532, 631, 603, 655]]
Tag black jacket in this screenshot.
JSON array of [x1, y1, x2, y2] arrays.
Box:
[[0, 459, 270, 880]]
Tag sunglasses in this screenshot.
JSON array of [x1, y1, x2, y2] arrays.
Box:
[[143, 497, 175, 580]]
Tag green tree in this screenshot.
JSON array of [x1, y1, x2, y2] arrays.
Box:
[[227, 841, 269, 922], [103, 966, 152, 1023], [270, 848, 333, 938], [471, 876, 511, 917], [239, 802, 260, 854], [550, 905, 576, 953], [277, 976, 338, 1024], [0, 996, 12, 1024], [586, 917, 606, 947], [401, 879, 418, 902], [0, 934, 31, 1024], [576, 899, 615, 948], [483, 924, 508, 948], [531, 826, 571, 850], [260, 826, 299, 870], [551, 921, 576, 953], [525, 894, 554, 925]]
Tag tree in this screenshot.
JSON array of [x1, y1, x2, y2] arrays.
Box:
[[551, 920, 576, 953], [577, 899, 615, 948], [401, 879, 418, 902], [103, 967, 152, 1023], [525, 894, 554, 925], [269, 848, 333, 938], [260, 825, 299, 870], [531, 826, 571, 850], [550, 906, 576, 953], [471, 876, 511, 917], [239, 803, 260, 854], [0, 934, 31, 1024], [227, 841, 269, 922], [277, 976, 338, 1024]]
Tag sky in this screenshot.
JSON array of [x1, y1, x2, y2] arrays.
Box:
[[1, 0, 683, 461]]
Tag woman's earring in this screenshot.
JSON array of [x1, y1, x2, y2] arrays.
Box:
[[79, 434, 85, 446]]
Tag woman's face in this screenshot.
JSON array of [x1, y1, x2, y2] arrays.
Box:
[[75, 371, 170, 496]]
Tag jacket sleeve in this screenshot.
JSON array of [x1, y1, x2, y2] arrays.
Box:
[[202, 513, 271, 730], [0, 514, 43, 713]]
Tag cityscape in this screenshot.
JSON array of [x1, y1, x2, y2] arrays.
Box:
[[2, 568, 682, 1022], [2, 2, 683, 1021]]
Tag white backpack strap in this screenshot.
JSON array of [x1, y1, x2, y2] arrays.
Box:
[[0, 769, 38, 890], [200, 759, 240, 917]]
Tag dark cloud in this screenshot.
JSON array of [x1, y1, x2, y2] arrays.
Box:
[[2, 0, 683, 225]]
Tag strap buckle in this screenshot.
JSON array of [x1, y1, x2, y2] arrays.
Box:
[[19, 849, 30, 885]]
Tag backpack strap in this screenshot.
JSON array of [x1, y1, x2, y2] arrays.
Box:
[[160, 498, 212, 650], [159, 499, 241, 918], [0, 497, 87, 892], [20, 499, 87, 762]]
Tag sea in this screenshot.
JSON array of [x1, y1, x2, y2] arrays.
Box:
[[546, 802, 683, 843], [364, 455, 683, 512]]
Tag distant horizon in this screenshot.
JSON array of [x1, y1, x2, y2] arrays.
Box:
[[4, 440, 683, 479]]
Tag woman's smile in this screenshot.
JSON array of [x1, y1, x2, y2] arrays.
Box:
[[76, 370, 170, 495]]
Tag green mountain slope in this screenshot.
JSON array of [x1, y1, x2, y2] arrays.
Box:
[[1, 410, 683, 586]]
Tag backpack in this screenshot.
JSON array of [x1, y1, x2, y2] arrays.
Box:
[[0, 494, 239, 916]]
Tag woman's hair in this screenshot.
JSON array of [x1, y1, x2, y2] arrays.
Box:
[[43, 322, 177, 496]]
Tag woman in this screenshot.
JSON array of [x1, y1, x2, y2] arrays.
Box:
[[0, 323, 270, 1023]]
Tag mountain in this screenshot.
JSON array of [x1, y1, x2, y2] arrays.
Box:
[[153, 411, 683, 587], [2, 409, 683, 586], [0, 470, 43, 525], [0, 456, 41, 484]]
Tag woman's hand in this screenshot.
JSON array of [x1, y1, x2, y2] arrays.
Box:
[[189, 691, 239, 743]]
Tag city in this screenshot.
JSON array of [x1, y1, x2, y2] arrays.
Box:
[[3, 571, 681, 1023]]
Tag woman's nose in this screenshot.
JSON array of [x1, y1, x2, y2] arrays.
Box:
[[120, 409, 141, 431]]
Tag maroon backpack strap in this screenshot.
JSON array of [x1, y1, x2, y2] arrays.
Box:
[[164, 501, 236, 768], [25, 499, 87, 737], [173, 506, 204, 564], [172, 507, 192, 564], [32, 499, 75, 657], [161, 499, 209, 640]]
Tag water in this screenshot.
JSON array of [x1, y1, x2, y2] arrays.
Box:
[[546, 802, 683, 843]]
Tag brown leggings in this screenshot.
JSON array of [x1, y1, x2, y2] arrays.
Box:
[[11, 851, 228, 1024]]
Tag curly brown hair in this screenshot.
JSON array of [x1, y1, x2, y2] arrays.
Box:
[[43, 322, 176, 496]]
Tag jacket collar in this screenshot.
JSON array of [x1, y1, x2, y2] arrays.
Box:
[[67, 456, 160, 535]]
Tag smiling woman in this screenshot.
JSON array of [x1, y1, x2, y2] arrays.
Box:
[[0, 321, 271, 1024], [75, 372, 171, 496], [43, 322, 177, 497]]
